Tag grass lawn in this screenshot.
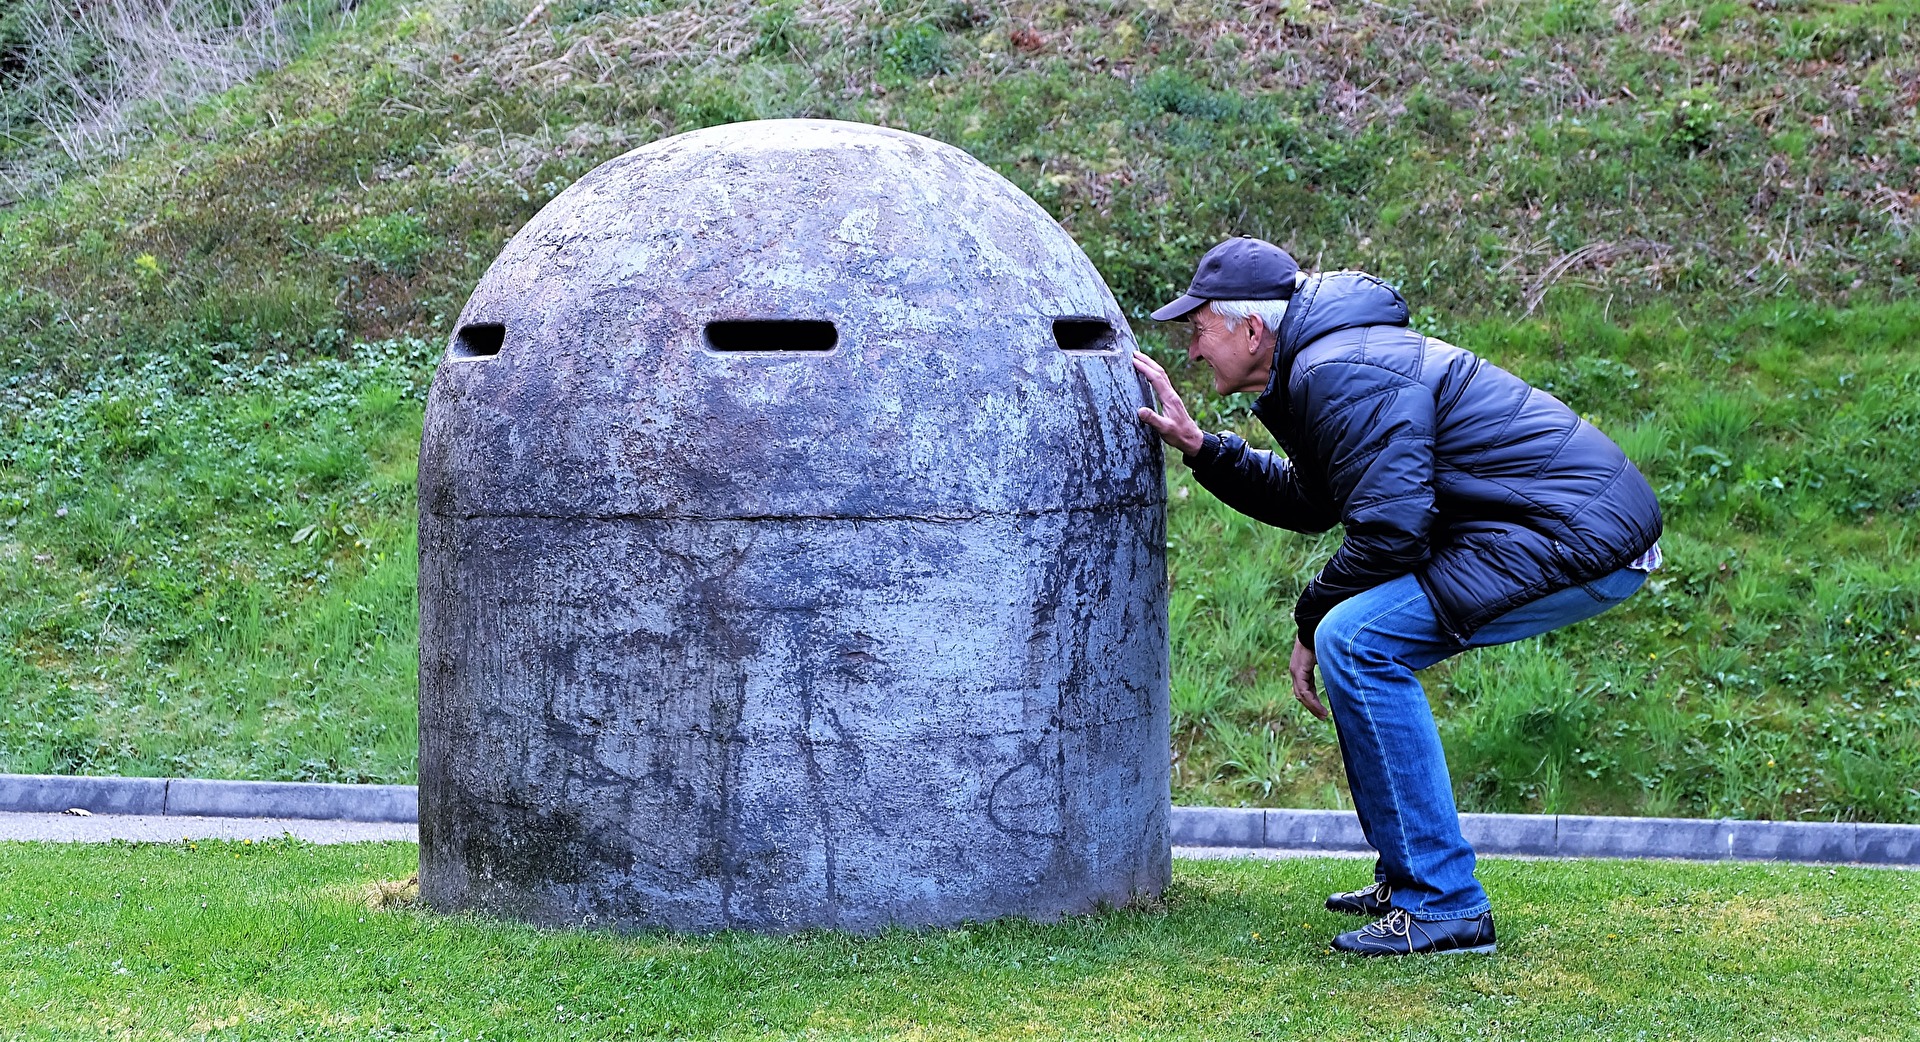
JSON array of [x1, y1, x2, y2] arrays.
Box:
[[4, 0, 1920, 821], [1, 841, 1914, 1039]]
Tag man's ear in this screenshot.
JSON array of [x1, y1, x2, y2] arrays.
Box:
[[1245, 315, 1266, 350]]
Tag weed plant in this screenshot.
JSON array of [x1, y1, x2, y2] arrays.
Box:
[[0, 840, 1913, 1038]]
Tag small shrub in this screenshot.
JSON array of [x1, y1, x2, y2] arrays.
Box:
[[1658, 89, 1725, 153], [1136, 68, 1242, 122], [321, 212, 431, 277], [882, 23, 951, 79], [749, 1, 804, 58]]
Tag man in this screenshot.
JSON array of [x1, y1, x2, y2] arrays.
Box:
[[1133, 236, 1662, 956]]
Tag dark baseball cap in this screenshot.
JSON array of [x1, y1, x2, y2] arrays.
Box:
[[1150, 236, 1301, 321]]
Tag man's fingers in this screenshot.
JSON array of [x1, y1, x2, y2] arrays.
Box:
[[1130, 355, 1186, 415], [1131, 353, 1175, 393], [1290, 662, 1329, 721], [1130, 354, 1171, 397], [1295, 682, 1329, 721], [1136, 406, 1173, 434], [1131, 350, 1169, 377]]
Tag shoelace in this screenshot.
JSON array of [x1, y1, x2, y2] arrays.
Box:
[[1340, 882, 1391, 902], [1362, 908, 1414, 940]]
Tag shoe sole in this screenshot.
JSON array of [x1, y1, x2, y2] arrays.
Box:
[[1330, 942, 1499, 956], [1435, 943, 1497, 955]]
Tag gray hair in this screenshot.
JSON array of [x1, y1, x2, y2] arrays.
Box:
[[1208, 272, 1307, 334], [1208, 298, 1290, 335]]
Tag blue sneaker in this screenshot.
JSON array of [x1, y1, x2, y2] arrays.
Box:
[[1331, 908, 1497, 956]]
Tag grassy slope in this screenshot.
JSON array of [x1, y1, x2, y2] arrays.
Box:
[[1, 1, 1918, 818], [1, 842, 1915, 1039]]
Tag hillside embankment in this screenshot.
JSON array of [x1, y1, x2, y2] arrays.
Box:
[[1, 0, 1916, 821]]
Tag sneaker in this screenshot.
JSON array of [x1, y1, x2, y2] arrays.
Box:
[[1325, 881, 1393, 917], [1330, 908, 1497, 956]]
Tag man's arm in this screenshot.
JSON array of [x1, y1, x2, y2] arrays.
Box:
[[1292, 360, 1438, 652], [1132, 352, 1337, 534], [1184, 432, 1340, 534]]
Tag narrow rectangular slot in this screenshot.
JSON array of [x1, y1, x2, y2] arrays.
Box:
[[452, 323, 504, 358], [1054, 317, 1117, 352], [705, 319, 838, 353]]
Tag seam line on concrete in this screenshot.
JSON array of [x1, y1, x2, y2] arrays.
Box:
[[426, 500, 1164, 525]]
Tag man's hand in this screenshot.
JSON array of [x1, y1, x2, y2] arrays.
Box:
[[1131, 351, 1205, 456], [1290, 638, 1329, 721]]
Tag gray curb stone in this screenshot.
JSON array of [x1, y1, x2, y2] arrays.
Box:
[[0, 775, 170, 817], [1462, 812, 1558, 856], [1168, 807, 1920, 867], [1262, 808, 1367, 850], [1170, 806, 1264, 847], [0, 774, 414, 823], [166, 779, 416, 823], [3, 775, 1915, 865]]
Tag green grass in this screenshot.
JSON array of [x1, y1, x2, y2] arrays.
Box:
[[1, 840, 1914, 1039], [1, 0, 1918, 821], [0, 341, 429, 782]]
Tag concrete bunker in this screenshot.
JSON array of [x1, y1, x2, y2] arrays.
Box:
[[417, 119, 1169, 932]]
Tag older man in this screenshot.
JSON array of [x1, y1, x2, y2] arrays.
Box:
[[1134, 236, 1662, 956]]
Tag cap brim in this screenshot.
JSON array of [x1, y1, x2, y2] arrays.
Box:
[[1150, 293, 1208, 322]]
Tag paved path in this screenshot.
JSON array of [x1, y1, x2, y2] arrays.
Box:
[[1174, 844, 1369, 861], [0, 810, 415, 844]]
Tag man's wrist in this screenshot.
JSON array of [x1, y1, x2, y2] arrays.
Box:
[[1181, 431, 1222, 468]]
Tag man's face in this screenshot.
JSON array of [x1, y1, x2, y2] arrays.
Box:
[[1186, 305, 1273, 395]]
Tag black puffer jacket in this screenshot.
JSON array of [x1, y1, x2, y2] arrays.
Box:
[[1186, 271, 1662, 652]]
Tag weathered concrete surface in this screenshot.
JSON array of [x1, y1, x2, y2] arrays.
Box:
[[418, 119, 1169, 933]]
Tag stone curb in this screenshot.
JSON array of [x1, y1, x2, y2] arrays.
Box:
[[3, 775, 1914, 865], [1168, 807, 1920, 867], [0, 774, 415, 824]]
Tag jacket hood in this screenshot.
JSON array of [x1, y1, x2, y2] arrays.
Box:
[[1257, 271, 1412, 403]]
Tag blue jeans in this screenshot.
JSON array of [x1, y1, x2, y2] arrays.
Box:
[[1315, 566, 1648, 920]]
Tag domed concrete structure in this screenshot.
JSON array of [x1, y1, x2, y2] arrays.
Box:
[[417, 119, 1168, 932]]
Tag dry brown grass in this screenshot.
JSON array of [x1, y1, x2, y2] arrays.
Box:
[[10, 1, 354, 163]]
